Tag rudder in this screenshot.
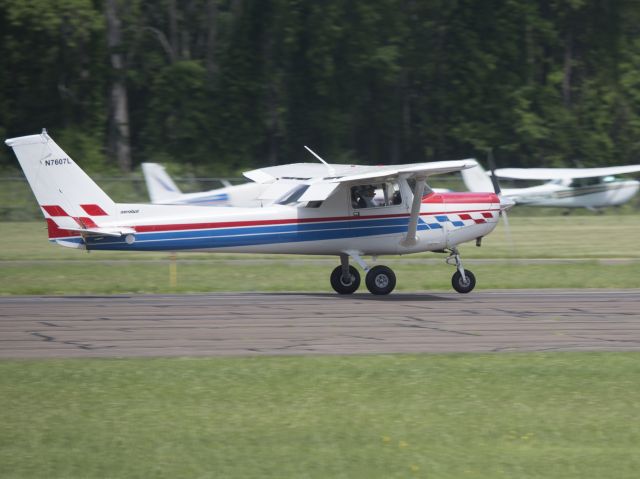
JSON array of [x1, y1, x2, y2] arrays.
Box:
[[5, 130, 117, 238]]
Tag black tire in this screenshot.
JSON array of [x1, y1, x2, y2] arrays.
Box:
[[330, 265, 361, 294], [451, 269, 476, 293], [365, 265, 396, 295]]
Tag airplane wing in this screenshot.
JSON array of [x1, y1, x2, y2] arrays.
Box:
[[494, 165, 640, 180], [245, 159, 477, 187], [243, 162, 388, 184], [331, 159, 478, 184], [245, 159, 478, 203]]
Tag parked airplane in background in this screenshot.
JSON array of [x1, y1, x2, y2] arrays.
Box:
[[142, 162, 266, 207], [6, 131, 512, 295], [462, 161, 640, 210]]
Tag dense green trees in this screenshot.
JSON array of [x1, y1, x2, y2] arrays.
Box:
[[1, 0, 640, 173]]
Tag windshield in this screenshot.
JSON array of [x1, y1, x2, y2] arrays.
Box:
[[274, 184, 309, 205]]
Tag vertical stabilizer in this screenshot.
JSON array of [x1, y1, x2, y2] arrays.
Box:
[[5, 131, 117, 239], [141, 162, 182, 203], [460, 162, 495, 192]]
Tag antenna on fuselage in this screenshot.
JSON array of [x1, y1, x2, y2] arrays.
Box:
[[304, 145, 335, 177]]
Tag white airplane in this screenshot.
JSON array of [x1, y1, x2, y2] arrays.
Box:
[[142, 157, 452, 208], [142, 162, 266, 207], [462, 161, 640, 210], [6, 131, 513, 295]]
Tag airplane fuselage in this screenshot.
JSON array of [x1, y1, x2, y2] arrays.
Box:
[[503, 179, 639, 209], [47, 186, 501, 257]]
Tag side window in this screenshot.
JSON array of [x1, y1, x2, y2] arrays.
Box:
[[351, 181, 402, 209], [407, 179, 433, 196]]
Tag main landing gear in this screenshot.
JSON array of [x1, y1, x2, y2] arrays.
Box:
[[330, 248, 476, 296], [330, 253, 397, 295]]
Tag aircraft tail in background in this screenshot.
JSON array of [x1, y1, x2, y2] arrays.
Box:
[[460, 162, 494, 192], [141, 162, 183, 203]]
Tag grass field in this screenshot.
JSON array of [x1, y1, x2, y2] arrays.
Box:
[[1, 353, 639, 478], [0, 216, 639, 294], [1, 217, 640, 478]]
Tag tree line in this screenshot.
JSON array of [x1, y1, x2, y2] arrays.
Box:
[[1, 0, 640, 174]]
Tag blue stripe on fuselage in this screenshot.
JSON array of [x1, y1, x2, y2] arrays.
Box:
[[84, 216, 433, 251]]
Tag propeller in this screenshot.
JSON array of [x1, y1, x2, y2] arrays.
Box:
[[486, 149, 515, 253], [487, 148, 501, 195]]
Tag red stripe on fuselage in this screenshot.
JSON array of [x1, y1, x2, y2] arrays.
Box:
[[133, 214, 406, 233], [133, 209, 500, 234], [422, 192, 499, 204]]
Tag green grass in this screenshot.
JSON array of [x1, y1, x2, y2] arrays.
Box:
[[1, 354, 639, 478], [2, 218, 639, 478], [1, 259, 638, 295], [1, 217, 639, 294]]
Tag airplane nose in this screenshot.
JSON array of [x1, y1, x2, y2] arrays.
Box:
[[499, 196, 516, 211]]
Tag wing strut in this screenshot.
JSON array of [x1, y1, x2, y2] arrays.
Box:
[[402, 177, 426, 246]]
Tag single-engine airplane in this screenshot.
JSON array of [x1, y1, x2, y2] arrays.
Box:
[[462, 161, 640, 210], [7, 131, 512, 295]]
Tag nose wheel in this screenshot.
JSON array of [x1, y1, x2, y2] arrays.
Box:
[[451, 269, 476, 293], [446, 247, 476, 293]]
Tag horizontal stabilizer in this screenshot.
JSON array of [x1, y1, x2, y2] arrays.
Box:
[[62, 226, 136, 237]]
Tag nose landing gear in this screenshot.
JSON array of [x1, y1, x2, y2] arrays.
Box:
[[446, 247, 476, 293]]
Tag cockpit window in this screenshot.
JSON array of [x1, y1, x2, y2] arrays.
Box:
[[407, 178, 434, 195], [275, 184, 309, 205], [569, 177, 601, 188], [351, 181, 403, 209]]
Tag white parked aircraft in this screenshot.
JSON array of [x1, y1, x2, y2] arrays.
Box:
[[7, 131, 512, 295], [462, 161, 640, 210], [142, 162, 266, 207]]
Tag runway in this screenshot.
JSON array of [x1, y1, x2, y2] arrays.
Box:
[[1, 290, 639, 358]]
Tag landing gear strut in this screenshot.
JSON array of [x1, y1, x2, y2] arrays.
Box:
[[446, 247, 476, 294]]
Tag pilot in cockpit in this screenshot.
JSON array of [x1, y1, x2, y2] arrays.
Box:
[[352, 185, 376, 209]]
